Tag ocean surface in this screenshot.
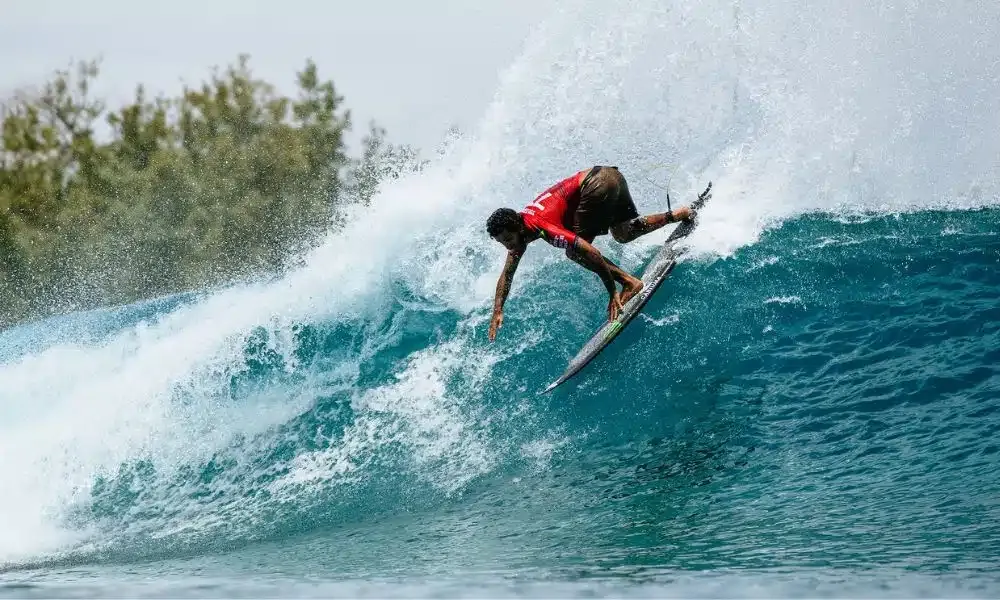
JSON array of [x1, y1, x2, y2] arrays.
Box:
[[3, 0, 999, 597]]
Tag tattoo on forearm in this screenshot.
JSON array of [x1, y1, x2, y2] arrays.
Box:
[[496, 257, 518, 309], [498, 270, 513, 302]]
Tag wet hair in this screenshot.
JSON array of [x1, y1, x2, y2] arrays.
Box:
[[486, 208, 521, 236]]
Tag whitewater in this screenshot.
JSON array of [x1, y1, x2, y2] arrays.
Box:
[[2, 0, 999, 596]]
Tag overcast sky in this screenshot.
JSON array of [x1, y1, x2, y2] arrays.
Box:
[[1, 0, 551, 151]]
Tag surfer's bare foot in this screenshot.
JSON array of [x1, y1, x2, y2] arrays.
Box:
[[621, 277, 644, 305]]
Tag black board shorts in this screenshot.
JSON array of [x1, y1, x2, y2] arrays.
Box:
[[572, 166, 639, 241]]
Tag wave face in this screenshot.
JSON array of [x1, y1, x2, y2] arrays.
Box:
[[2, 0, 999, 595]]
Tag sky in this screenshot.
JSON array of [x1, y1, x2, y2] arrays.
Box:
[[1, 0, 551, 152]]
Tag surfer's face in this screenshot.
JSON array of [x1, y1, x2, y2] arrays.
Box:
[[493, 229, 522, 251]]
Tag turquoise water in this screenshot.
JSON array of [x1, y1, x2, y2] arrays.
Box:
[[3, 0, 1000, 596], [2, 209, 998, 597]]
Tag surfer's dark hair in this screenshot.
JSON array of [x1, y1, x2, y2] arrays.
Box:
[[486, 208, 521, 236]]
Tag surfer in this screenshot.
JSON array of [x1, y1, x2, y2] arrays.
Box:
[[486, 165, 704, 341]]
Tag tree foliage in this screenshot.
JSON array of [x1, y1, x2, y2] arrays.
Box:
[[0, 55, 422, 327], [344, 122, 426, 206]]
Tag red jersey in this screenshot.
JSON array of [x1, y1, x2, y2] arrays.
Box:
[[520, 171, 585, 250]]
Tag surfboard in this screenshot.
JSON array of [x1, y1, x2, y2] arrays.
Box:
[[541, 183, 712, 394]]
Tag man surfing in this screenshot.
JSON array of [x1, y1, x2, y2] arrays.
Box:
[[486, 165, 709, 341]]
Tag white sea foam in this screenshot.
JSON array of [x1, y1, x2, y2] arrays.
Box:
[[764, 296, 803, 305], [640, 313, 681, 328]]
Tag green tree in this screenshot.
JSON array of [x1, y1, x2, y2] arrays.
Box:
[[0, 53, 414, 328], [344, 122, 425, 206]]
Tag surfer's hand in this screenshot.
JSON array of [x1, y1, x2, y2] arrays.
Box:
[[488, 309, 504, 341], [607, 292, 624, 322]]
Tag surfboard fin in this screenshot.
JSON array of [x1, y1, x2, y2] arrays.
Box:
[[684, 182, 712, 224], [695, 182, 712, 207]]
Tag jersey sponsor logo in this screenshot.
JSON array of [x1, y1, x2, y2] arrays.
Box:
[[536, 230, 569, 248]]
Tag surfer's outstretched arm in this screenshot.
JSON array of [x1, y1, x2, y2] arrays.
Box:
[[489, 249, 523, 341]]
